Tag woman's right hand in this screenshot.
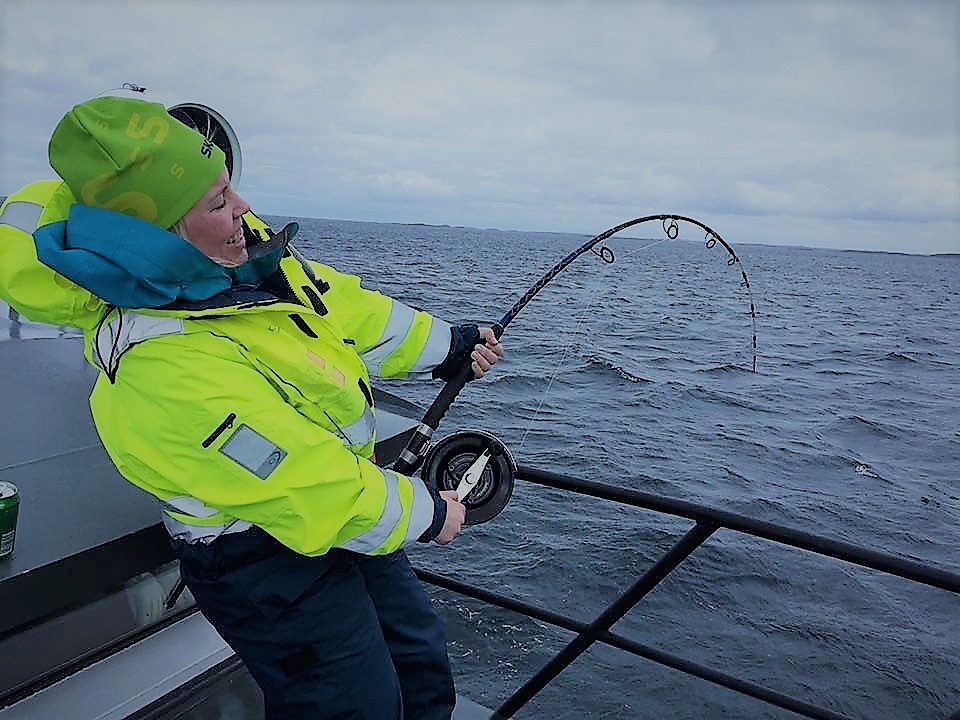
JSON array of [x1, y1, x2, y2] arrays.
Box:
[[434, 490, 466, 544]]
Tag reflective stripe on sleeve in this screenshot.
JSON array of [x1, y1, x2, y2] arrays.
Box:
[[161, 494, 221, 518], [407, 316, 452, 378], [162, 512, 252, 542], [0, 200, 43, 233], [160, 495, 252, 543], [405, 477, 436, 543], [338, 467, 404, 553], [336, 406, 377, 448], [361, 301, 452, 379], [91, 311, 184, 375], [361, 301, 416, 375]]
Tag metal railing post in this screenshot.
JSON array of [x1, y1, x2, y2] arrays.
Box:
[[493, 520, 720, 719]]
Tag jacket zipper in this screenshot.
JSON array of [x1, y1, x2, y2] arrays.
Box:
[[202, 413, 237, 448]]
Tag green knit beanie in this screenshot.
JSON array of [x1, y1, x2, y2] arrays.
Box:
[[48, 96, 226, 229]]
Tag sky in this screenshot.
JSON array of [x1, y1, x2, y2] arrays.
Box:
[[1, 0, 957, 254]]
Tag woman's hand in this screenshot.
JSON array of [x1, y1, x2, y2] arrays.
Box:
[[434, 490, 466, 544], [471, 326, 504, 379]]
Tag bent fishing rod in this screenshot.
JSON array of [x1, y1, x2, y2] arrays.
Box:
[[393, 215, 758, 476]]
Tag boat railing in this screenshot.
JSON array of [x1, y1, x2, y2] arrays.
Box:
[[415, 465, 960, 720]]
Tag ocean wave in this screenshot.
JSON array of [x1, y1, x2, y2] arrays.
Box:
[[854, 463, 885, 480], [822, 413, 903, 442], [697, 363, 749, 374], [814, 367, 862, 376], [683, 385, 767, 412], [583, 354, 652, 383], [883, 351, 920, 363]]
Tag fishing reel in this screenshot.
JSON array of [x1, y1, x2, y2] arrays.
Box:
[[420, 429, 516, 526]]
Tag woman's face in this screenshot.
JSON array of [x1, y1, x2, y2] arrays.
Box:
[[179, 167, 251, 267]]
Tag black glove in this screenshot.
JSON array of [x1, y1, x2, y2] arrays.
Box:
[[432, 324, 481, 381]]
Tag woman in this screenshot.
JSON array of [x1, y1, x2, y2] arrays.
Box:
[[0, 96, 503, 719]]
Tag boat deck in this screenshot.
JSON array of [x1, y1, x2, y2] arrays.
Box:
[[1, 611, 493, 720]]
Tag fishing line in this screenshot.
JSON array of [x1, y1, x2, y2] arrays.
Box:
[[515, 237, 669, 455], [515, 295, 591, 455], [393, 216, 758, 476]]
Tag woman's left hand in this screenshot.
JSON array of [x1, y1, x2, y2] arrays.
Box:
[[471, 326, 504, 379]]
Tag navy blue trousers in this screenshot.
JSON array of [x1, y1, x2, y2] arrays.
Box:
[[172, 528, 455, 720]]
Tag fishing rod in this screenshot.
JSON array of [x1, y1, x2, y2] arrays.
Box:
[[394, 216, 758, 499]]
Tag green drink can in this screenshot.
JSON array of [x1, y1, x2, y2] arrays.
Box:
[[0, 481, 19, 560]]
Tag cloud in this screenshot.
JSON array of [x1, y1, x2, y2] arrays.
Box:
[[1, 0, 957, 253]]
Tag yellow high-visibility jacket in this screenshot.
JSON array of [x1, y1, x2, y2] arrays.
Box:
[[0, 180, 459, 555]]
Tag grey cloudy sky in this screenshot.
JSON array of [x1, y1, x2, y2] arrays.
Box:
[[2, 0, 957, 254]]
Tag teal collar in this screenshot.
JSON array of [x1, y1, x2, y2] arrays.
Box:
[[34, 205, 294, 308]]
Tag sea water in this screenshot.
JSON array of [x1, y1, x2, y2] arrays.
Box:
[[284, 216, 958, 720]]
